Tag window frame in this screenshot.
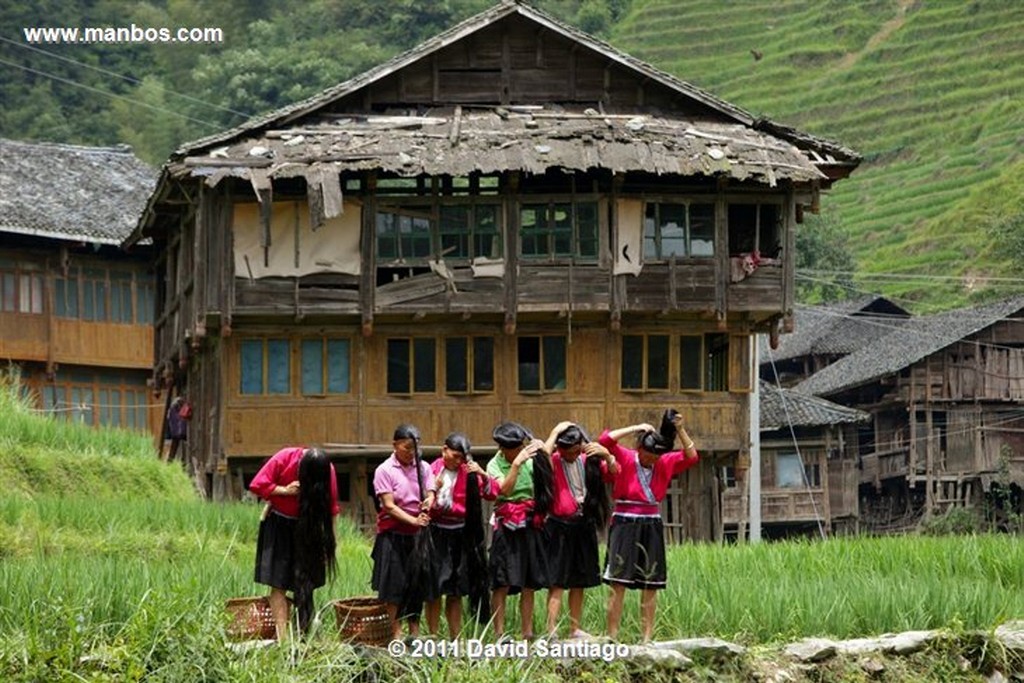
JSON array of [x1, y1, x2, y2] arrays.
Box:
[[518, 197, 601, 262], [300, 337, 352, 396], [386, 337, 437, 395], [444, 336, 495, 395], [620, 333, 671, 392], [642, 200, 716, 261], [516, 334, 568, 394], [239, 338, 292, 396]]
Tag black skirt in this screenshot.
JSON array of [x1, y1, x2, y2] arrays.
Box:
[[602, 515, 667, 590], [546, 515, 601, 589], [488, 524, 550, 594], [371, 530, 426, 619], [254, 511, 298, 591], [431, 524, 469, 597]]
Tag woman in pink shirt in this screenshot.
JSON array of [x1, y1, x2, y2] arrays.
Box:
[[543, 421, 617, 639], [249, 446, 339, 639], [424, 432, 497, 638], [599, 409, 699, 642], [372, 424, 435, 640]]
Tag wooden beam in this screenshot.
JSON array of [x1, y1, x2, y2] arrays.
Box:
[[360, 172, 377, 336]]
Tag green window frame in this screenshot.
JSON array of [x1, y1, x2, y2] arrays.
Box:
[[439, 203, 502, 260], [643, 202, 715, 260], [520, 201, 599, 261]]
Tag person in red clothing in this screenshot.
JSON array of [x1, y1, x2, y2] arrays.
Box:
[[249, 446, 339, 639], [543, 421, 618, 639], [424, 432, 497, 638], [599, 409, 699, 642]]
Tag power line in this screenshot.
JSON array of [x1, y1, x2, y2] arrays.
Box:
[[799, 269, 1024, 285], [0, 36, 251, 119], [0, 57, 222, 129]]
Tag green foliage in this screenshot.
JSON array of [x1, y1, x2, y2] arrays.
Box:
[[794, 210, 856, 303]]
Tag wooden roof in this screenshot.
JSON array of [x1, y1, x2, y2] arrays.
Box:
[[0, 138, 155, 246]]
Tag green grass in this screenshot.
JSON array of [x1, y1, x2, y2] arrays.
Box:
[[611, 0, 1024, 310]]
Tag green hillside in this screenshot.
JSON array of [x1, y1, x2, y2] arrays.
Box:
[[611, 0, 1024, 311]]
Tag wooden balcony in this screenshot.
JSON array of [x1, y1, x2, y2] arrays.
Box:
[[723, 487, 827, 524]]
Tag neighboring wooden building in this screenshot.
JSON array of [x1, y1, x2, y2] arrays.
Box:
[[795, 297, 1024, 532], [723, 380, 868, 539], [0, 138, 158, 433], [127, 2, 859, 539], [760, 296, 910, 387]]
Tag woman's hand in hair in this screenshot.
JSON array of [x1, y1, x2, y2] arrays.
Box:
[[414, 511, 431, 527], [466, 461, 484, 476], [584, 442, 618, 473]]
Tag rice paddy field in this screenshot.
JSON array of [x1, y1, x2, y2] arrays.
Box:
[[1, 379, 1022, 681]]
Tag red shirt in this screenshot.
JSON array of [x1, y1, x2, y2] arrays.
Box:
[[249, 446, 340, 518], [598, 429, 698, 516], [428, 458, 498, 526], [549, 450, 614, 518]]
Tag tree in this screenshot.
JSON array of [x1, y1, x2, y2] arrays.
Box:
[[795, 210, 856, 304]]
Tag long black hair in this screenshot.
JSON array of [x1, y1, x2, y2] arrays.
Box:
[[637, 409, 680, 456], [293, 448, 337, 633], [554, 425, 609, 527], [528, 426, 554, 517], [448, 432, 491, 624]]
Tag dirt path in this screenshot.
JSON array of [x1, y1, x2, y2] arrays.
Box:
[[837, 0, 916, 70]]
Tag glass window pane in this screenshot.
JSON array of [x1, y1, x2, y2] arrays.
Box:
[[110, 389, 121, 426], [31, 275, 43, 313], [680, 336, 702, 390], [643, 205, 659, 259], [475, 205, 501, 259], [327, 339, 350, 393], [518, 337, 540, 391], [267, 340, 290, 394], [473, 337, 494, 391], [660, 204, 686, 257], [576, 202, 599, 258], [240, 340, 264, 394], [621, 335, 644, 389], [776, 453, 804, 488], [95, 280, 107, 321], [706, 333, 729, 391], [446, 337, 468, 393], [647, 335, 669, 389], [552, 203, 572, 256], [83, 281, 95, 321], [54, 279, 66, 317], [376, 213, 397, 259], [301, 339, 324, 395], [1, 273, 13, 311], [66, 279, 79, 318], [690, 204, 715, 256], [388, 339, 410, 394], [413, 338, 435, 392], [440, 206, 470, 258], [520, 205, 545, 257], [543, 336, 566, 391]]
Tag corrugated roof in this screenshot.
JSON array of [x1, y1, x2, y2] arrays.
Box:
[[795, 297, 1024, 397], [0, 138, 156, 245], [760, 380, 869, 430]]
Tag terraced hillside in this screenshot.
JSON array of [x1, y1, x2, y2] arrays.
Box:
[[611, 0, 1024, 310]]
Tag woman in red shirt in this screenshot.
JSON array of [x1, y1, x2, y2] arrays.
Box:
[[424, 432, 497, 638], [249, 446, 339, 639], [599, 410, 698, 642]]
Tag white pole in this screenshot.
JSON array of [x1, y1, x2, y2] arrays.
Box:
[[749, 334, 762, 543]]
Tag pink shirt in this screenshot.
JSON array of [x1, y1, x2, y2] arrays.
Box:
[[249, 446, 340, 518], [374, 453, 432, 533], [550, 450, 613, 518], [598, 429, 699, 516]]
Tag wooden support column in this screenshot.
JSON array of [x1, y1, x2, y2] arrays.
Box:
[[503, 172, 519, 335], [610, 173, 624, 331], [783, 189, 796, 322], [360, 172, 377, 337], [714, 181, 728, 321]]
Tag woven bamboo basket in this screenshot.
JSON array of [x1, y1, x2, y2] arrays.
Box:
[[224, 596, 277, 641], [334, 596, 391, 646]]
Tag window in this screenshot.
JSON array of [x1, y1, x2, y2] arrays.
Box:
[[376, 208, 432, 261], [520, 201, 598, 260], [517, 335, 566, 392], [775, 453, 820, 488], [445, 337, 494, 393], [621, 334, 669, 390], [81, 269, 107, 322], [109, 271, 134, 323], [301, 338, 351, 395], [680, 333, 729, 391], [643, 202, 715, 259], [728, 203, 781, 256], [722, 466, 737, 488], [43, 371, 148, 430], [240, 339, 291, 395], [0, 261, 44, 314], [439, 204, 502, 259], [387, 338, 436, 394], [136, 279, 155, 324]]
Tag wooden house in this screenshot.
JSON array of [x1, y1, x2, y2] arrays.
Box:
[[0, 138, 158, 433], [795, 297, 1024, 532], [723, 380, 868, 539], [127, 2, 859, 539]]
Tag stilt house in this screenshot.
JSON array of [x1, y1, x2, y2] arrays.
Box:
[[127, 2, 859, 539]]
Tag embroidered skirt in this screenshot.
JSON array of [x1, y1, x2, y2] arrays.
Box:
[[602, 515, 667, 590]]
